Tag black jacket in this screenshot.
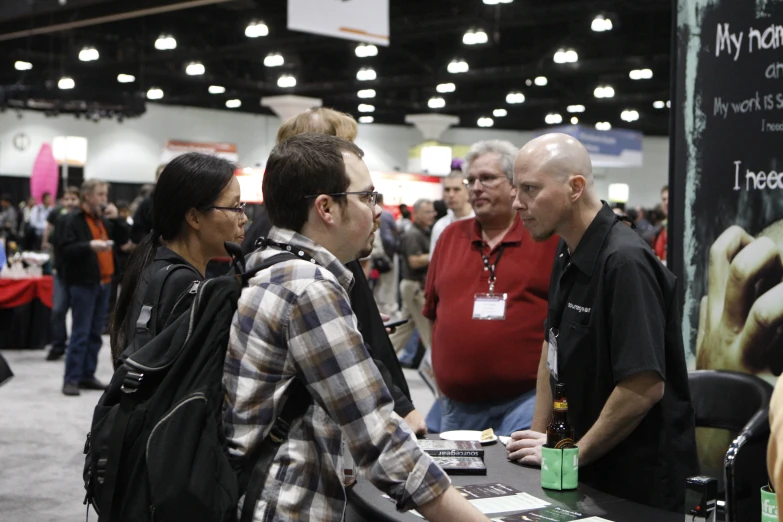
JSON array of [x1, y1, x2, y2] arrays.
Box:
[[242, 207, 415, 417], [61, 208, 119, 286]]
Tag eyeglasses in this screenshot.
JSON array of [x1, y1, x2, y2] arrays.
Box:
[[465, 174, 507, 188], [304, 191, 380, 207], [206, 202, 246, 215]]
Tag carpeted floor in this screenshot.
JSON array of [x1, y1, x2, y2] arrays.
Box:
[[0, 342, 434, 522]]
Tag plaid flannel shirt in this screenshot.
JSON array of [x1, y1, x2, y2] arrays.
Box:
[[223, 227, 450, 521]]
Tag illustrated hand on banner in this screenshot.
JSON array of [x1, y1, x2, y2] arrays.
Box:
[[696, 224, 783, 376]]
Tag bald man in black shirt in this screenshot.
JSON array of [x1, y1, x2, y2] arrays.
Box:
[[506, 133, 698, 512]]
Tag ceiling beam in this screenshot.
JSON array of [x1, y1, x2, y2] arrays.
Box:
[[0, 0, 235, 42]]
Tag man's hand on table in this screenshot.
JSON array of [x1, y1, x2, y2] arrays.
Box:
[[403, 409, 428, 436], [506, 430, 546, 466]]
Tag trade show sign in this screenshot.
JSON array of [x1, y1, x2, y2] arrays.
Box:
[[672, 0, 783, 378], [288, 0, 389, 46], [534, 125, 643, 168]]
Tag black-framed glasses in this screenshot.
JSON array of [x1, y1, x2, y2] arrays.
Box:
[[304, 191, 380, 207], [205, 202, 246, 214]]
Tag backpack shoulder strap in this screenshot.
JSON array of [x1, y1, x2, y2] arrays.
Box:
[[239, 378, 311, 522], [136, 264, 200, 338], [239, 251, 298, 287]]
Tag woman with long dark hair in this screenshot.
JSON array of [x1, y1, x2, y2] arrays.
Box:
[[109, 152, 247, 362]]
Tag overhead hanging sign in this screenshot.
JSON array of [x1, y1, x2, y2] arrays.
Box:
[[160, 140, 239, 164], [288, 0, 390, 46], [534, 124, 643, 168]]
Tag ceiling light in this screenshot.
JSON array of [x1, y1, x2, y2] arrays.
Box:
[[653, 101, 665, 109], [567, 104, 585, 113], [358, 89, 376, 99], [595, 121, 612, 131], [447, 59, 469, 74], [571, 116, 579, 124], [483, 0, 513, 4], [146, 87, 164, 100], [534, 76, 548, 86], [477, 117, 494, 127], [277, 75, 296, 88], [209, 85, 226, 94], [463, 29, 488, 45], [117, 74, 135, 83], [186, 62, 205, 76], [436, 83, 456, 93], [666, 100, 671, 108], [355, 43, 378, 57], [428, 97, 446, 109], [621, 109, 640, 122], [359, 116, 374, 123], [264, 53, 284, 67], [154, 34, 177, 50], [629, 68, 653, 80], [358, 104, 375, 113], [226, 99, 241, 109], [591, 15, 613, 32], [545, 113, 563, 124], [14, 61, 32, 71], [553, 48, 578, 64], [245, 21, 269, 38], [78, 47, 99, 62], [493, 108, 507, 117], [593, 85, 615, 98], [58, 76, 75, 90], [357, 67, 377, 81], [506, 92, 525, 104]]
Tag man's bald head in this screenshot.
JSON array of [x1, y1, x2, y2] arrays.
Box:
[[516, 133, 594, 187], [512, 133, 600, 243]]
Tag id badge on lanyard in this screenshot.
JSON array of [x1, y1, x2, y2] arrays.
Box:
[[473, 245, 507, 320], [547, 327, 559, 380]]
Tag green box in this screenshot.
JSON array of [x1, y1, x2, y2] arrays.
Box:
[[762, 486, 778, 522], [541, 446, 579, 491]]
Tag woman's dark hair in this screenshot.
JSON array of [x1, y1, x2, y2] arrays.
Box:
[[109, 152, 235, 361], [263, 133, 364, 232]]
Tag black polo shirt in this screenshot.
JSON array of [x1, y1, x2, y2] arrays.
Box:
[[545, 203, 698, 512]]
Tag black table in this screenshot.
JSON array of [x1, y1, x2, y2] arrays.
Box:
[[346, 437, 685, 522]]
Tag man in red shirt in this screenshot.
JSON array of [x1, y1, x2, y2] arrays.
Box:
[[653, 185, 668, 263], [423, 140, 559, 435]]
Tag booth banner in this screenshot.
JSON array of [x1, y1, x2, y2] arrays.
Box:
[[235, 167, 264, 204], [673, 0, 783, 379], [160, 140, 239, 164], [288, 0, 389, 46], [534, 125, 642, 168], [372, 172, 443, 212]]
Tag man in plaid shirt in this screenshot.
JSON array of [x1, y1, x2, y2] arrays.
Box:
[[224, 133, 489, 521]]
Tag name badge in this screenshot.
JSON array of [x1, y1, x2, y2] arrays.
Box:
[[547, 327, 559, 380], [472, 293, 507, 320]]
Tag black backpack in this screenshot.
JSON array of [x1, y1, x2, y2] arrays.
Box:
[[83, 244, 310, 522]]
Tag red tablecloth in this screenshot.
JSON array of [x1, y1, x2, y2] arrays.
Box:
[[0, 277, 54, 309]]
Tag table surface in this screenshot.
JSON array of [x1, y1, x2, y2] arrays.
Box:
[[347, 437, 685, 522]]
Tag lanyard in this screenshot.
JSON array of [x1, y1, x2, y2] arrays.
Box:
[[257, 237, 317, 265], [479, 245, 505, 293]]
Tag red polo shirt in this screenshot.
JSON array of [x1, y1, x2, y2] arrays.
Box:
[[423, 214, 559, 403]]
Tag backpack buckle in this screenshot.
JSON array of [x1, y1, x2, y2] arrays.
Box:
[[121, 371, 144, 393], [268, 417, 291, 444], [96, 457, 107, 484]]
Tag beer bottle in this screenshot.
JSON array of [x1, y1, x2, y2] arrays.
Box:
[[546, 383, 575, 449]]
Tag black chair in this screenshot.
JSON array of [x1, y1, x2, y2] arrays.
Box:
[[689, 370, 773, 522]]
